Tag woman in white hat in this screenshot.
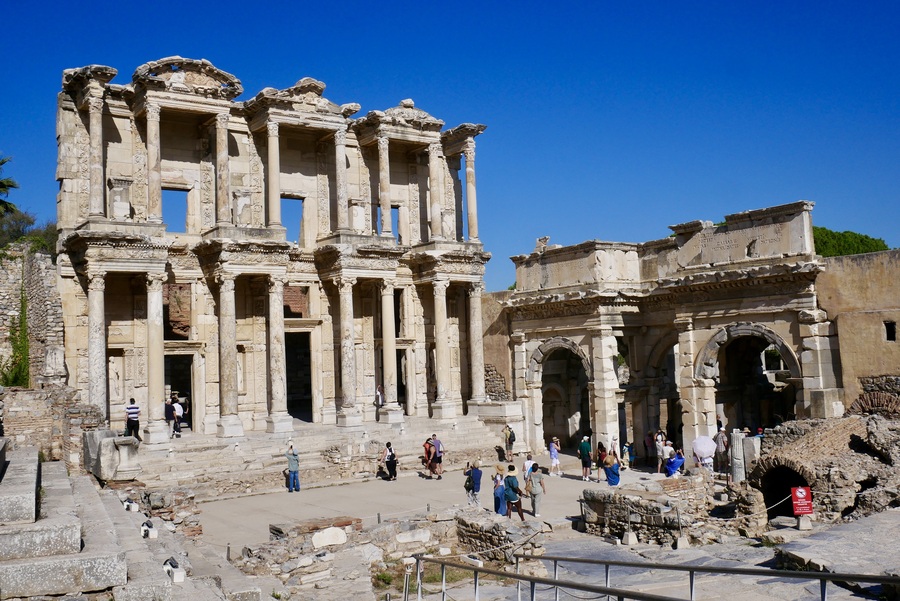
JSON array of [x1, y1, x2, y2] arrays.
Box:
[[549, 436, 562, 477], [503, 465, 525, 521]]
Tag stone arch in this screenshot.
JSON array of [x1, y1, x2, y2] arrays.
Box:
[[694, 322, 801, 381], [847, 391, 900, 419], [646, 330, 680, 376], [526, 336, 592, 384], [749, 456, 818, 519]]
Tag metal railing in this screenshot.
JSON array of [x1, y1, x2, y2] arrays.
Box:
[[513, 552, 900, 601]]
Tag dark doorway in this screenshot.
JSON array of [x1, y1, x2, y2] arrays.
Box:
[[761, 466, 809, 519], [540, 348, 589, 448], [719, 337, 794, 431], [285, 332, 312, 421], [396, 349, 408, 410], [164, 355, 193, 430]]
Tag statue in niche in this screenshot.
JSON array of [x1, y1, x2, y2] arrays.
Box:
[[108, 356, 122, 400]]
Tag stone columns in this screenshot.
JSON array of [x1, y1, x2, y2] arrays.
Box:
[[145, 103, 162, 223], [335, 129, 350, 232], [380, 280, 398, 403], [427, 142, 444, 240], [431, 278, 455, 418], [588, 326, 621, 450], [87, 270, 108, 421], [797, 309, 843, 418], [675, 317, 711, 457], [144, 273, 169, 443], [336, 277, 361, 426], [216, 273, 243, 437], [463, 141, 479, 241], [377, 136, 392, 236], [467, 282, 487, 404], [88, 97, 105, 218], [215, 113, 231, 226], [266, 276, 292, 433], [266, 121, 282, 227]]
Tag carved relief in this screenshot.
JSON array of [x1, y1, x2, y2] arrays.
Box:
[[76, 129, 90, 216], [408, 165, 420, 242], [317, 144, 331, 235], [200, 159, 215, 228]]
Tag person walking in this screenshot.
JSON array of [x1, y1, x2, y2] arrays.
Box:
[[164, 398, 176, 439], [493, 467, 507, 516], [431, 433, 444, 479], [578, 436, 593, 481], [655, 429, 666, 474], [549, 437, 562, 476], [124, 398, 142, 442], [464, 460, 483, 507], [713, 427, 729, 473], [285, 444, 300, 492], [522, 453, 535, 482], [504, 465, 525, 521], [529, 462, 547, 517], [423, 437, 436, 479], [382, 441, 398, 480], [373, 384, 385, 409], [503, 425, 515, 461]]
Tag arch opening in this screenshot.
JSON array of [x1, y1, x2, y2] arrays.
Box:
[[540, 347, 589, 449], [760, 465, 809, 519]]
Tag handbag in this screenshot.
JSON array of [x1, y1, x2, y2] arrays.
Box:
[[524, 479, 533, 495]]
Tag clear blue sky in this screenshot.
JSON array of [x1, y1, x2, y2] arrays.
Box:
[[2, 1, 898, 291]]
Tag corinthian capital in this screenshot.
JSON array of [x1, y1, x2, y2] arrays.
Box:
[[433, 278, 450, 296], [334, 128, 347, 146], [216, 272, 236, 292], [88, 96, 104, 113], [335, 276, 356, 294], [145, 103, 160, 122], [268, 275, 286, 293], [428, 142, 443, 160], [215, 112, 230, 129], [146, 272, 166, 292], [87, 270, 106, 291], [376, 136, 389, 156], [470, 281, 485, 297], [464, 140, 476, 162], [266, 120, 279, 137]]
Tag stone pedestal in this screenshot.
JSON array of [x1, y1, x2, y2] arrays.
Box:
[[142, 421, 170, 445], [217, 414, 244, 438], [379, 407, 405, 424], [622, 531, 639, 546], [266, 413, 294, 433], [336, 410, 363, 427], [796, 515, 813, 531], [431, 402, 457, 420]]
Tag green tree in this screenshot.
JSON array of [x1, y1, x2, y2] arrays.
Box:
[[813, 226, 889, 257], [0, 155, 19, 216]]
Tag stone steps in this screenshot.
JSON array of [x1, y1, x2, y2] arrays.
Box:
[[0, 471, 127, 599], [0, 448, 39, 524]]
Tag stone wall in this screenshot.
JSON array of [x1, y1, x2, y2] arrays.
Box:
[[456, 511, 543, 561], [0, 247, 26, 363], [482, 290, 512, 402]]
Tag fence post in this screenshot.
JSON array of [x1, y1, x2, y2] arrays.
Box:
[[689, 569, 695, 601], [416, 557, 423, 601], [516, 555, 522, 601], [474, 570, 480, 601], [554, 559, 559, 601], [440, 564, 447, 601], [820, 579, 827, 601], [605, 563, 610, 588]]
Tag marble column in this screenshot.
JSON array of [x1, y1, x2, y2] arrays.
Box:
[[216, 273, 243, 436], [467, 282, 487, 403], [215, 112, 232, 226], [146, 103, 162, 223], [335, 129, 350, 232], [266, 276, 292, 432], [88, 97, 105, 218], [431, 278, 455, 418], [144, 273, 169, 443], [336, 277, 361, 426], [588, 326, 621, 451], [427, 142, 444, 240], [377, 136, 392, 236], [463, 141, 479, 241], [266, 121, 282, 228], [87, 270, 108, 421], [380, 280, 398, 403]]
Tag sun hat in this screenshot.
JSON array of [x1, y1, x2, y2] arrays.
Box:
[[552, 436, 559, 441], [507, 466, 518, 475], [742, 427, 751, 434]]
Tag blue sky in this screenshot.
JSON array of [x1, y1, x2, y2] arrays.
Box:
[[2, 1, 898, 290]]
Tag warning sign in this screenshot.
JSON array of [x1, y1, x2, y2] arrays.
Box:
[[791, 486, 813, 515]]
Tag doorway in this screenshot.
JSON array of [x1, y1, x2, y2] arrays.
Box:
[[164, 354, 193, 431], [285, 332, 312, 421]]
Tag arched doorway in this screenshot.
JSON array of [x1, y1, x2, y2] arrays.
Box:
[[539, 347, 590, 448], [696, 324, 801, 433], [640, 333, 683, 455], [761, 465, 809, 519]]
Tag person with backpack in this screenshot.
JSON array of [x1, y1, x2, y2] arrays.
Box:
[[381, 441, 398, 481], [503, 424, 516, 461], [463, 460, 482, 506], [578, 436, 593, 481]]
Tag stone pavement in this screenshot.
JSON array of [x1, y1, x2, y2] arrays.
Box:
[[198, 451, 650, 550]]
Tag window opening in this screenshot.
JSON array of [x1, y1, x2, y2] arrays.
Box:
[[391, 207, 401, 243], [162, 189, 188, 233], [281, 197, 303, 245], [886, 321, 897, 342]]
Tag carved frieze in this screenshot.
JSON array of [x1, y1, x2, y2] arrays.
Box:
[[317, 145, 331, 236]]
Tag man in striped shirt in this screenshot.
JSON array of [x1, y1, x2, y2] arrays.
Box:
[[125, 398, 142, 442]]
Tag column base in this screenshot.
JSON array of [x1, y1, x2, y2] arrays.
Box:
[[431, 402, 457, 420], [217, 414, 245, 438], [336, 408, 363, 427], [142, 420, 170, 445], [379, 406, 405, 424], [266, 412, 295, 433]]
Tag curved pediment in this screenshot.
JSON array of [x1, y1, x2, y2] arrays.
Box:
[[246, 77, 360, 117], [358, 99, 444, 133], [132, 56, 243, 100]]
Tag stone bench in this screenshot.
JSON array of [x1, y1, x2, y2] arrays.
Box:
[[0, 448, 39, 524]]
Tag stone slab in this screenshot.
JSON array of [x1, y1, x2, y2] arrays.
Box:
[[0, 449, 39, 524]]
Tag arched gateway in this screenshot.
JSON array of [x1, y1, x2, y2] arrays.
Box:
[[497, 202, 846, 460]]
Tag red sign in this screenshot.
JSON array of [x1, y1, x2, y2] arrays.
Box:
[[792, 486, 813, 515]]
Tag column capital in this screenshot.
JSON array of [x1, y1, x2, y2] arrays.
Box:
[[88, 96, 104, 113], [334, 127, 347, 145], [428, 141, 443, 157], [267, 274, 286, 292], [87, 269, 106, 291], [334, 276, 356, 292], [433, 278, 450, 295], [380, 279, 396, 294], [377, 135, 389, 153], [464, 140, 476, 161], [145, 103, 160, 122], [674, 317, 693, 332], [146, 272, 166, 292], [266, 120, 280, 137], [215, 112, 230, 128], [469, 281, 485, 296], [216, 272, 236, 291]]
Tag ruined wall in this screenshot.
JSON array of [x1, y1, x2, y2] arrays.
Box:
[[482, 290, 512, 402], [816, 250, 900, 405], [0, 247, 26, 363]]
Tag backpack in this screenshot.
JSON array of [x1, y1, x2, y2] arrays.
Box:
[[508, 428, 516, 444], [464, 475, 474, 492]]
